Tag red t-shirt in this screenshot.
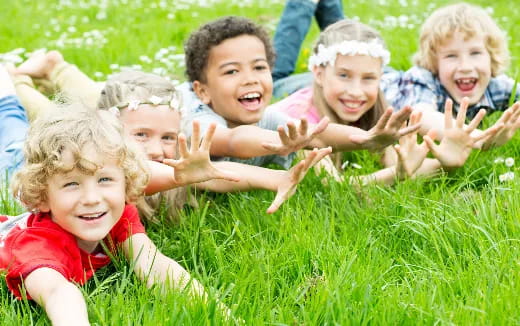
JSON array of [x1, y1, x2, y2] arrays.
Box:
[[0, 204, 145, 299]]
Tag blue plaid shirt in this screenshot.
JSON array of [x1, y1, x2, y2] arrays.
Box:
[[381, 66, 519, 118]]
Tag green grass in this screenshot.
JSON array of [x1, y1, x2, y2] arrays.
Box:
[[2, 0, 520, 324]]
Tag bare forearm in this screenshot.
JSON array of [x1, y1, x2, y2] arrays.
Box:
[[351, 166, 399, 186], [196, 161, 281, 192], [44, 283, 90, 326], [145, 160, 179, 195], [312, 123, 368, 151], [25, 269, 89, 326], [210, 125, 280, 159]]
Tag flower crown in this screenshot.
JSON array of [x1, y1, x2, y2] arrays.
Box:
[[308, 39, 391, 70], [108, 92, 181, 117]]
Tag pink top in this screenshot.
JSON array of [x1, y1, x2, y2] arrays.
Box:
[[269, 87, 321, 124]]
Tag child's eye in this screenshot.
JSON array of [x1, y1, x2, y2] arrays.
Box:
[[471, 51, 482, 56], [224, 69, 238, 75], [255, 65, 268, 71], [338, 73, 349, 78], [445, 54, 457, 59], [99, 177, 113, 183], [63, 181, 79, 188], [162, 135, 177, 142], [134, 132, 148, 140]]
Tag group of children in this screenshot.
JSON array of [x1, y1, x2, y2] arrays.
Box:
[[1, 1, 520, 324]]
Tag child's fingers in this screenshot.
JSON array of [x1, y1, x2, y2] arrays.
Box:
[[190, 120, 201, 153], [422, 135, 440, 158], [456, 97, 469, 128], [474, 122, 504, 142], [287, 121, 298, 140], [410, 110, 422, 125], [306, 147, 332, 170], [398, 122, 421, 137], [444, 99, 453, 129], [277, 126, 290, 145], [390, 106, 412, 128], [375, 107, 393, 129], [162, 158, 180, 168], [466, 109, 486, 132], [299, 118, 308, 137], [311, 116, 329, 136], [178, 133, 189, 158], [201, 123, 217, 151]]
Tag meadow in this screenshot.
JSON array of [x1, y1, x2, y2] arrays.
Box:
[[1, 0, 520, 324]]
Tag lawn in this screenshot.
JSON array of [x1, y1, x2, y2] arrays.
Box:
[[1, 0, 520, 324]]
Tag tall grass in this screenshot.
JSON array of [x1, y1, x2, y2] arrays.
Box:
[[1, 0, 520, 324]]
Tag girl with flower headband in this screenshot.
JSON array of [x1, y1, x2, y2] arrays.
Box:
[[270, 19, 502, 184], [9, 56, 331, 219]]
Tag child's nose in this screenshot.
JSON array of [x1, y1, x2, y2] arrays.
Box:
[[242, 68, 259, 85], [145, 140, 164, 161], [82, 183, 101, 205], [346, 79, 363, 97], [458, 55, 473, 72]]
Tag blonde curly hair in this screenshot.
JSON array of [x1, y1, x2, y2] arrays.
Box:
[[413, 2, 509, 77], [11, 104, 149, 211]]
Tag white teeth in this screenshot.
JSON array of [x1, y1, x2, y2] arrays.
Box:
[[80, 213, 103, 218], [240, 92, 260, 99], [456, 78, 476, 85]]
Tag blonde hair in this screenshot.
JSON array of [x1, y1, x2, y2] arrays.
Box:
[[311, 19, 388, 169], [98, 70, 192, 223], [413, 2, 509, 77], [11, 104, 149, 211]]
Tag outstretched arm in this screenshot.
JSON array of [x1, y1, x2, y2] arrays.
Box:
[[195, 147, 332, 213], [145, 121, 239, 194], [24, 268, 90, 326], [318, 106, 421, 152]]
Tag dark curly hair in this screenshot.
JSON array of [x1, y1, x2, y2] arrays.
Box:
[[184, 16, 275, 83]]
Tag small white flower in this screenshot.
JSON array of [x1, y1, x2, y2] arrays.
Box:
[[505, 157, 515, 167], [494, 157, 505, 164], [351, 163, 362, 169], [169, 93, 180, 109], [109, 63, 120, 70], [108, 106, 120, 117], [128, 100, 140, 110], [499, 171, 515, 182], [341, 161, 350, 170], [94, 71, 104, 78], [148, 95, 162, 105]]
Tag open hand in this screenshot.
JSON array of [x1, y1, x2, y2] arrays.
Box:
[[266, 146, 332, 214], [394, 111, 433, 178], [475, 101, 520, 150], [423, 98, 504, 170], [163, 121, 240, 185], [262, 117, 329, 156], [349, 106, 421, 152]]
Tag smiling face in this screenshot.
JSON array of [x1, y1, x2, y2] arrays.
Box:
[[38, 146, 126, 253], [119, 104, 180, 162], [436, 31, 491, 105], [193, 34, 273, 127], [314, 54, 382, 124]]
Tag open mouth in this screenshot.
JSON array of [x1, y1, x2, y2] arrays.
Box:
[[78, 212, 106, 221], [238, 92, 262, 111], [340, 99, 366, 112], [455, 78, 477, 92]]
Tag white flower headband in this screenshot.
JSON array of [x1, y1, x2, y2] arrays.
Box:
[[108, 92, 181, 117], [308, 39, 391, 70]]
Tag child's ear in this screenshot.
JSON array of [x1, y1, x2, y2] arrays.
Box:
[[312, 66, 324, 87], [192, 80, 211, 105], [37, 201, 50, 213]]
